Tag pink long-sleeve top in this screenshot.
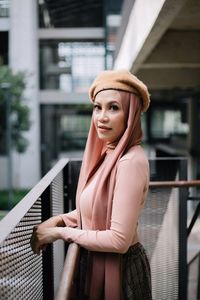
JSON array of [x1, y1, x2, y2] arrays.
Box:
[[60, 145, 149, 254]]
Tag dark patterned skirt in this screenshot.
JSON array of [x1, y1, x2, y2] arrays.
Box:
[[73, 242, 152, 300], [122, 242, 152, 300]]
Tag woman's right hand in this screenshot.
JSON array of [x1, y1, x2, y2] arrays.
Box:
[[30, 215, 65, 254]]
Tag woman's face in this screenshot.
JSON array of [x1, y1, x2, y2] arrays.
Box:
[[93, 89, 126, 143]]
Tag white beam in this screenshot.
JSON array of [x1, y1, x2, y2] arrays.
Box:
[[39, 91, 89, 104], [114, 0, 188, 72], [0, 18, 9, 31], [38, 28, 105, 40]]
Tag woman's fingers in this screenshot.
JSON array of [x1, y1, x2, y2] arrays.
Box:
[[30, 226, 60, 255], [30, 227, 44, 255]]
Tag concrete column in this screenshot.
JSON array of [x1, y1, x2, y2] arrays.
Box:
[[188, 97, 200, 156], [9, 0, 40, 188]]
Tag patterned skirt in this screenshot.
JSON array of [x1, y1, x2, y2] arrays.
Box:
[[122, 242, 152, 300], [73, 242, 152, 300]]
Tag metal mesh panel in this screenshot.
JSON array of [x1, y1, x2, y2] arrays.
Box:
[[51, 171, 65, 295], [138, 159, 184, 300], [139, 187, 179, 299], [0, 199, 43, 300], [139, 187, 171, 259]]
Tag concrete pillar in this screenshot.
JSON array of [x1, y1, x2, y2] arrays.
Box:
[[188, 97, 200, 156], [9, 0, 40, 188]]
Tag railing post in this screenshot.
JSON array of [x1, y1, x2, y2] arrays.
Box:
[[41, 186, 54, 300], [63, 163, 70, 213], [178, 159, 188, 300]]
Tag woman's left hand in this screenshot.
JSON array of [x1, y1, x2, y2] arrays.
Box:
[[30, 225, 62, 255]]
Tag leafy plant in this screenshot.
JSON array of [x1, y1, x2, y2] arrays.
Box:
[[0, 189, 29, 210], [0, 66, 31, 153]]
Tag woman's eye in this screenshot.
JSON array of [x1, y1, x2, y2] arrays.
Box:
[[93, 104, 101, 111], [110, 105, 119, 111]]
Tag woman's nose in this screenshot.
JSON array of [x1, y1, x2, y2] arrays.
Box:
[[99, 110, 108, 122]]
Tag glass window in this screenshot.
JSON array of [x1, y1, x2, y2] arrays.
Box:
[[0, 32, 8, 65], [60, 112, 91, 151], [40, 41, 105, 92], [38, 0, 103, 28], [0, 0, 9, 17], [151, 108, 189, 139]]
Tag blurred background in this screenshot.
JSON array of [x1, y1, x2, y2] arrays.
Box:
[[0, 0, 199, 208]]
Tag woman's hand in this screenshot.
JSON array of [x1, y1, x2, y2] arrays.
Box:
[[30, 225, 63, 255]]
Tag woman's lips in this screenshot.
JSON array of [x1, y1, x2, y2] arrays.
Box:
[[98, 125, 112, 132]]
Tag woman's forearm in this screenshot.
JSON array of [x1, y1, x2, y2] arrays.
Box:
[[38, 215, 65, 228]]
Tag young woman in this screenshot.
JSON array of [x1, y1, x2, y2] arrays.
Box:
[[31, 70, 152, 300]]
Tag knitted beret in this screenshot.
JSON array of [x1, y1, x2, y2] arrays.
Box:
[[89, 69, 150, 112]]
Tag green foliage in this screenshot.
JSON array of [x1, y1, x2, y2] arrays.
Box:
[[0, 66, 31, 153], [0, 189, 29, 210]]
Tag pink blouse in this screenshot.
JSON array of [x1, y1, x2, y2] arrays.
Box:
[[60, 145, 149, 254]]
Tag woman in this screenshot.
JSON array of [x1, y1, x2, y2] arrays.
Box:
[[31, 70, 152, 300]]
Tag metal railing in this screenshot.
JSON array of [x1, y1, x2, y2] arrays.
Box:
[[0, 158, 72, 300], [0, 158, 199, 300], [56, 177, 200, 300]]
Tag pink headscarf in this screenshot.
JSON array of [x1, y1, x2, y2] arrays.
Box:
[[76, 91, 142, 300]]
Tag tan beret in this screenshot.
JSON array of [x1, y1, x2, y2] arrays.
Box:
[[89, 69, 150, 112]]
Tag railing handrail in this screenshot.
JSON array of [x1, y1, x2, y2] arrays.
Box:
[[55, 243, 80, 300], [0, 158, 69, 244], [149, 180, 200, 188]]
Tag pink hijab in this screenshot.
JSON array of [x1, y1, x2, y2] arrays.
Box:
[[76, 91, 143, 300]]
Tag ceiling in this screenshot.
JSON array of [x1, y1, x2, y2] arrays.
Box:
[[134, 0, 200, 93]]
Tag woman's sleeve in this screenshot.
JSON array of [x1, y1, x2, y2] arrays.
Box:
[[59, 209, 78, 227], [60, 156, 149, 253]]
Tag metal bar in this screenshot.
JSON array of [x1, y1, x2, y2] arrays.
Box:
[[188, 251, 200, 266], [187, 201, 200, 236], [38, 28, 105, 40], [150, 180, 200, 188], [187, 196, 200, 201], [0, 158, 69, 244], [69, 160, 81, 210], [55, 243, 80, 300], [41, 186, 54, 300], [63, 163, 70, 213], [178, 160, 188, 300]]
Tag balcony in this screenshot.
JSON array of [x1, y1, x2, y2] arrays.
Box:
[[0, 158, 199, 300]]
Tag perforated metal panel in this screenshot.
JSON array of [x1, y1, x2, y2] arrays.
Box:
[[139, 187, 179, 299], [0, 199, 43, 300], [138, 159, 186, 300]]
